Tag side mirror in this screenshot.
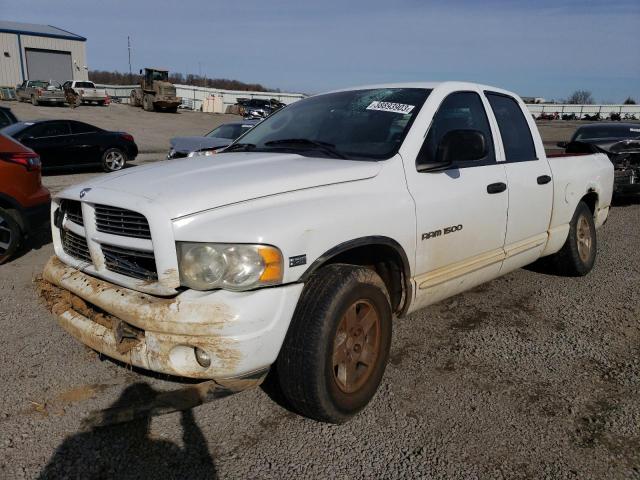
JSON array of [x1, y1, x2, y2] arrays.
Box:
[[417, 129, 487, 172], [556, 141, 568, 149]]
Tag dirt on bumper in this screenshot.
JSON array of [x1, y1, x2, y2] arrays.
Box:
[[39, 256, 242, 379]]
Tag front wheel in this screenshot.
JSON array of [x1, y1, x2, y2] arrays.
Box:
[[277, 264, 392, 423], [547, 201, 597, 276], [0, 208, 23, 264], [101, 148, 127, 172]]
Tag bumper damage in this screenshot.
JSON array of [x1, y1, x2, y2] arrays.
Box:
[[40, 256, 302, 381]]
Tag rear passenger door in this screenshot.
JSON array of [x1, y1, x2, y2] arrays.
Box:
[[404, 91, 509, 309], [485, 92, 553, 272], [68, 121, 102, 164]]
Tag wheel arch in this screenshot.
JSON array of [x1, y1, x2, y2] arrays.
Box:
[[581, 189, 599, 215], [300, 236, 412, 317]]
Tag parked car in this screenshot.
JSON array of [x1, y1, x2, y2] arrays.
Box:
[[0, 106, 18, 129], [62, 80, 109, 106], [0, 133, 50, 263], [41, 82, 612, 423], [16, 80, 66, 106], [167, 119, 260, 159], [238, 98, 273, 119], [1, 120, 137, 172], [558, 123, 640, 196]]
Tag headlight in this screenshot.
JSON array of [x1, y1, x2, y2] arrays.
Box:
[[187, 150, 215, 158], [176, 242, 283, 291]]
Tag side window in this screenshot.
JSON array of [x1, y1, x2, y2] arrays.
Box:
[[418, 91, 495, 168], [28, 121, 71, 138], [70, 121, 97, 134], [0, 111, 12, 129], [485, 92, 537, 162]]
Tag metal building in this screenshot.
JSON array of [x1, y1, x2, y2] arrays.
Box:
[[0, 21, 88, 87]]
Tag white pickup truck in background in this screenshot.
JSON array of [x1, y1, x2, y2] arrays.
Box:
[[42, 81, 613, 423], [62, 80, 108, 106]]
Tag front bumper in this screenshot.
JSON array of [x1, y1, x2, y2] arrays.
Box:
[[42, 256, 303, 380]]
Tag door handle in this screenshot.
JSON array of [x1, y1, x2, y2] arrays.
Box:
[[537, 175, 552, 185], [487, 182, 507, 194]]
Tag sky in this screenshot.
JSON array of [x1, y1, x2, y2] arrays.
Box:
[[6, 0, 640, 102]]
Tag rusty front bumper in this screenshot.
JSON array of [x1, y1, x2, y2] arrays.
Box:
[[41, 256, 303, 380]]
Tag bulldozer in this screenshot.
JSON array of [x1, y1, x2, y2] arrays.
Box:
[[129, 68, 182, 113]]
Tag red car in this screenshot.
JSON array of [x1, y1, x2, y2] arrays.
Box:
[[0, 133, 50, 263]]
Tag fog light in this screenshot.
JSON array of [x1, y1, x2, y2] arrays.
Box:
[[194, 347, 211, 368]]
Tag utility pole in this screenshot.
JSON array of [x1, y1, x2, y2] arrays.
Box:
[[127, 36, 132, 83]]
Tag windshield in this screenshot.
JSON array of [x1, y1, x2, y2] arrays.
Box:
[[575, 125, 640, 141], [151, 71, 169, 81], [234, 88, 431, 160], [207, 124, 253, 140]]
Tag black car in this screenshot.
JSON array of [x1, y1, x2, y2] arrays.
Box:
[[0, 120, 138, 172], [0, 106, 18, 129], [559, 123, 640, 195]]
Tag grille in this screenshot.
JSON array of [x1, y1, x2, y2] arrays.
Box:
[[101, 244, 157, 281], [61, 229, 91, 262], [60, 200, 83, 226], [95, 205, 151, 239]]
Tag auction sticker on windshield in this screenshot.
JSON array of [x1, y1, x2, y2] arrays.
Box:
[[366, 101, 415, 114]]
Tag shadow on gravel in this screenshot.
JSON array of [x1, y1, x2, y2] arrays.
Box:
[[37, 383, 217, 480], [612, 195, 640, 207]]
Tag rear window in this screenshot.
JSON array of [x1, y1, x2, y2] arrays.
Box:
[[0, 109, 17, 129], [70, 121, 99, 134], [486, 92, 537, 162], [75, 82, 95, 88]]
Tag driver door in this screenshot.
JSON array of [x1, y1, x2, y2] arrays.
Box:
[[404, 91, 508, 310]]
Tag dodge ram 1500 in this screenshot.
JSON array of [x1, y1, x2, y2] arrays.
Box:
[[41, 82, 613, 423]]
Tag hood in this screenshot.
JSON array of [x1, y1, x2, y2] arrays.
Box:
[[67, 152, 383, 219], [170, 136, 231, 153]]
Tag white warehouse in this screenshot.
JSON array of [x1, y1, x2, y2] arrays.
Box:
[[0, 20, 88, 87]]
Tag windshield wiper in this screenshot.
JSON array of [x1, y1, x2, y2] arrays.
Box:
[[264, 139, 347, 159], [224, 142, 256, 152]]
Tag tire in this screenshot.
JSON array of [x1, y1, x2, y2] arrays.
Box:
[[277, 264, 392, 423], [101, 148, 127, 172], [0, 207, 23, 264], [166, 106, 178, 113], [129, 90, 137, 107], [547, 201, 597, 276], [97, 100, 105, 106], [143, 94, 154, 111], [31, 95, 39, 106]]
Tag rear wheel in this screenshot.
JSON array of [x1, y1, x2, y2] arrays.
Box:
[[546, 201, 596, 276], [101, 148, 127, 172], [0, 208, 23, 264], [166, 106, 178, 113], [129, 90, 137, 107], [31, 95, 39, 106], [277, 264, 392, 423]]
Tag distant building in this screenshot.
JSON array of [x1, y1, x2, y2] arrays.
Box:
[[0, 20, 88, 86]]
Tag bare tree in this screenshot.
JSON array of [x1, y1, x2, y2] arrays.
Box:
[[566, 90, 594, 104], [624, 97, 637, 105]]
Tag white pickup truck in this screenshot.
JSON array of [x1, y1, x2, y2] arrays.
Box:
[[61, 80, 108, 106], [42, 82, 613, 423]]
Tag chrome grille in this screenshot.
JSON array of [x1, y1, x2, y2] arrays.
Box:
[[95, 205, 151, 239], [101, 244, 157, 280], [60, 200, 83, 226], [61, 229, 91, 262]]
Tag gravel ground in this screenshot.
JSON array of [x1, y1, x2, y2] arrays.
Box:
[[0, 104, 638, 479]]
